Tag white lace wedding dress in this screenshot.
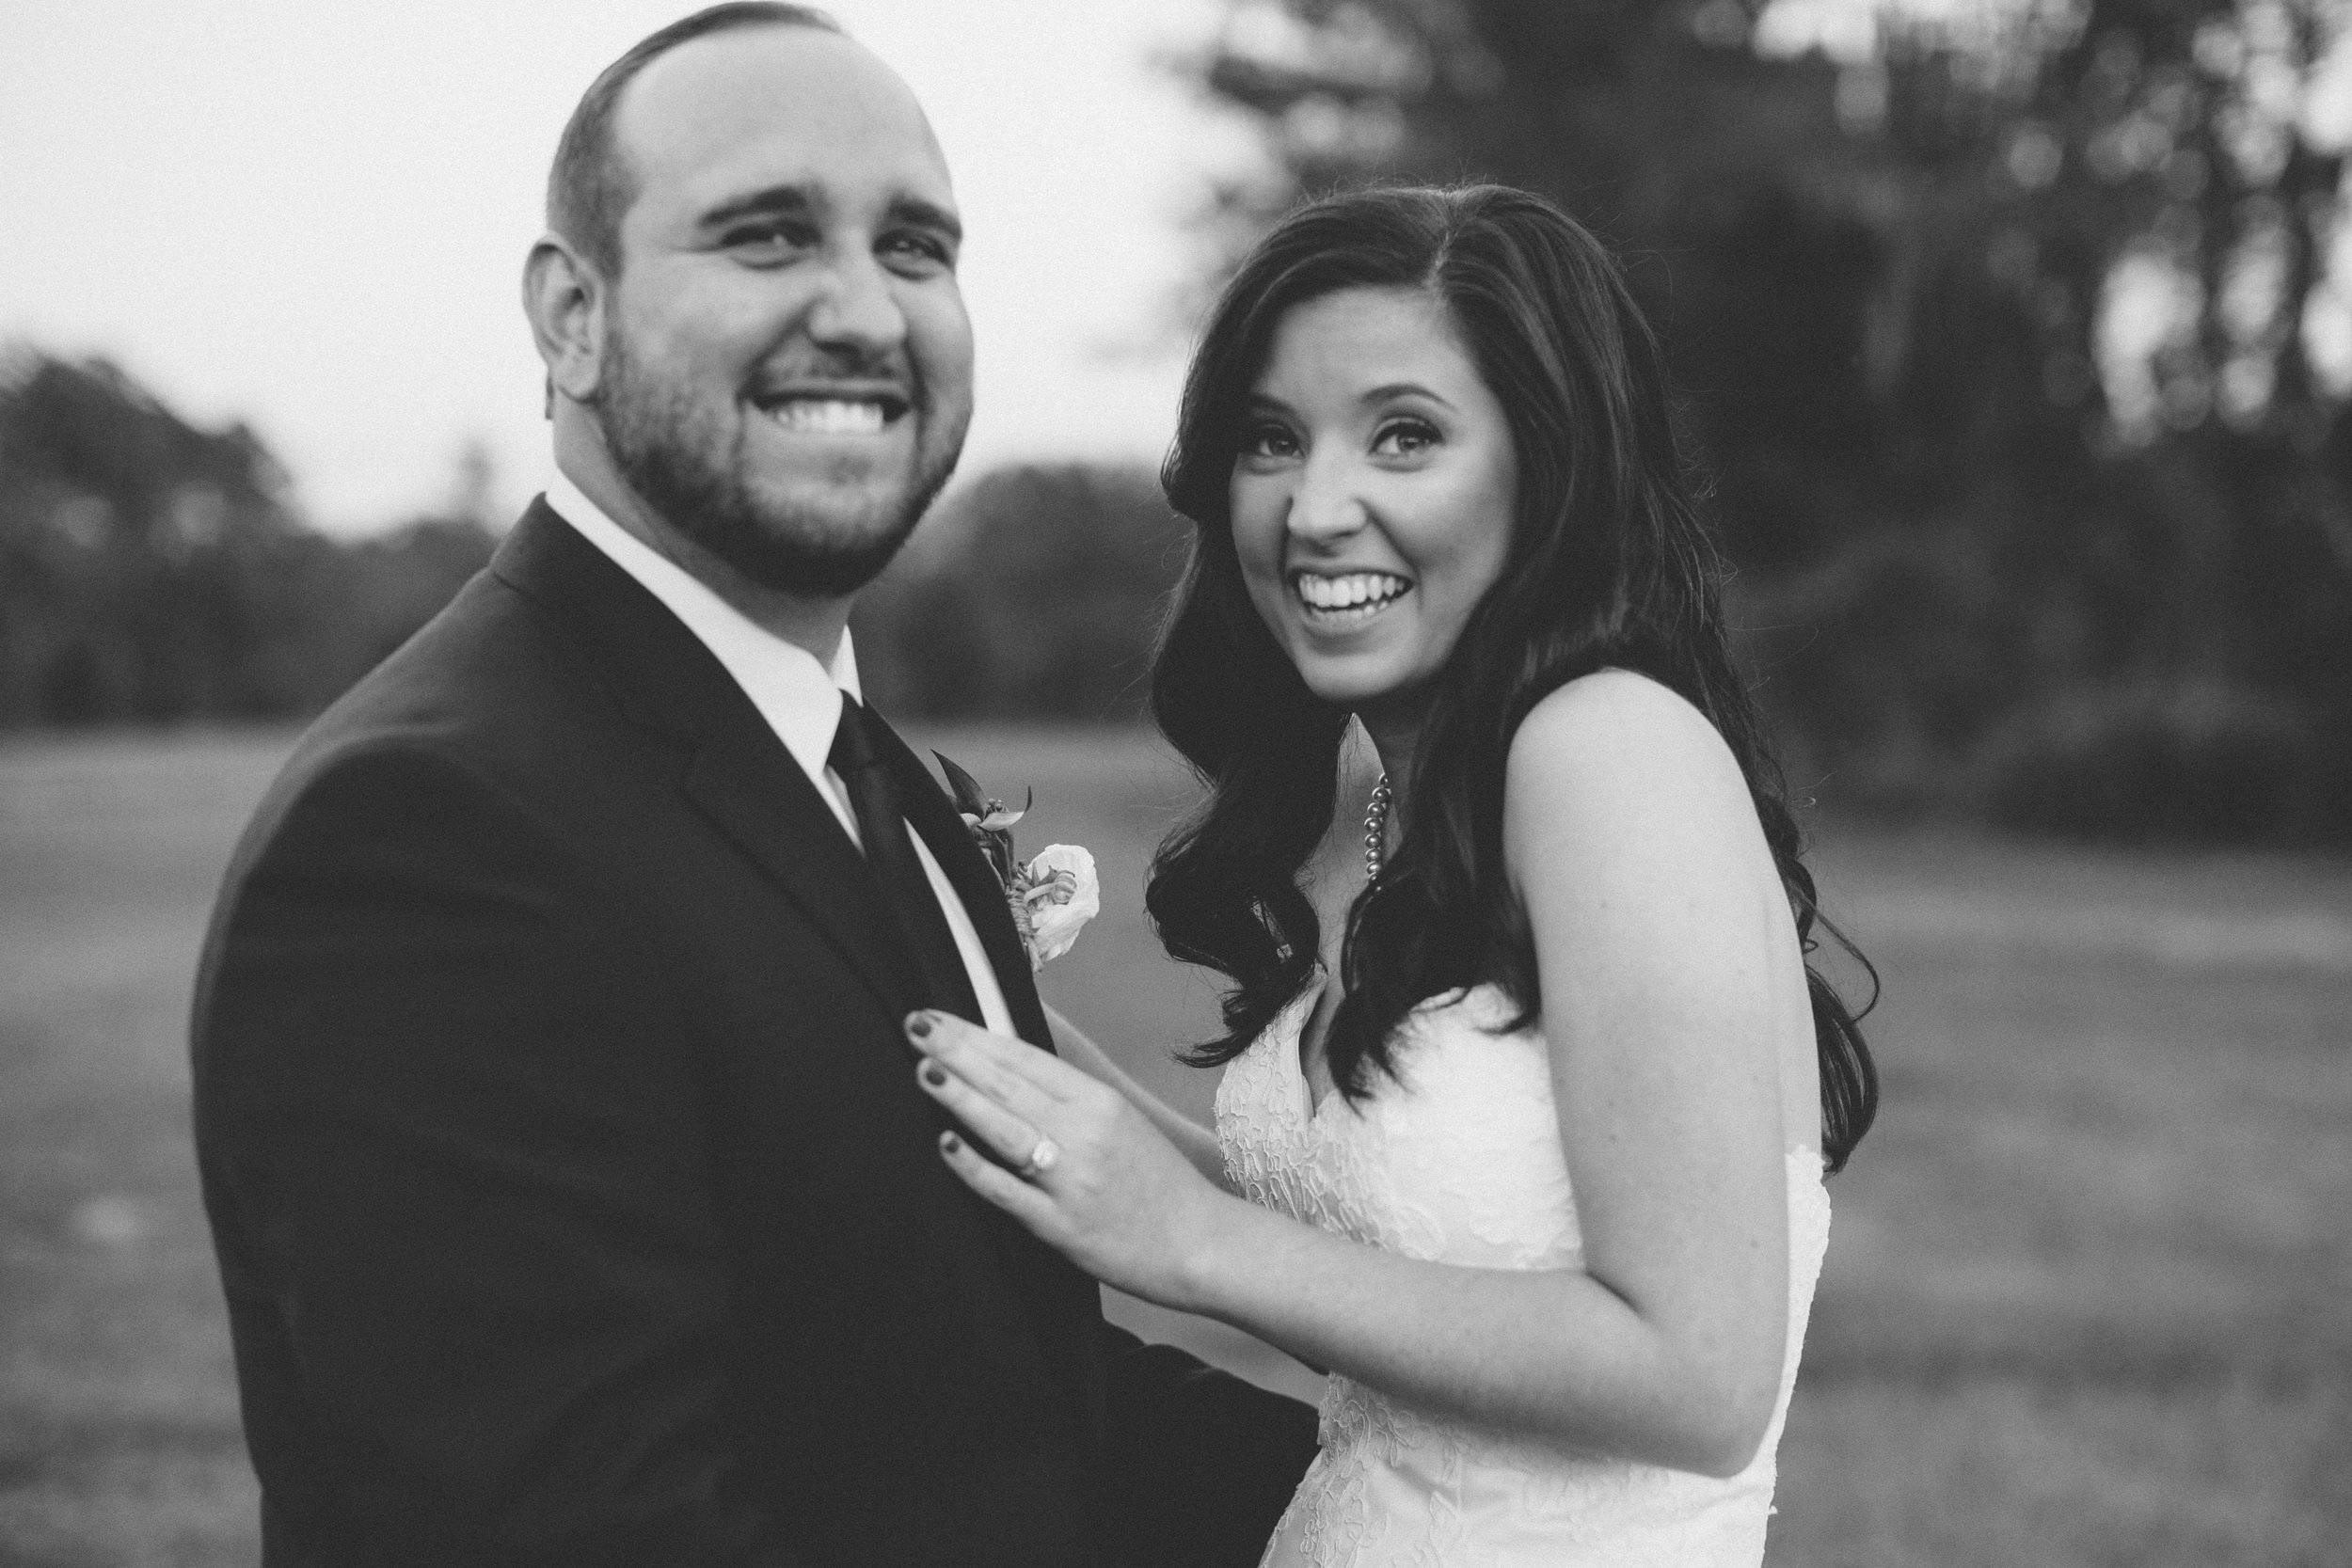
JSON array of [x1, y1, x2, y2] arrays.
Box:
[[1215, 979, 1831, 1567]]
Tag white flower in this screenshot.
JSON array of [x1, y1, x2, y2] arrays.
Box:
[[1019, 844, 1099, 969]]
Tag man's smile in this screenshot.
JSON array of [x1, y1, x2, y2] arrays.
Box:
[[751, 384, 913, 437], [759, 397, 902, 436]]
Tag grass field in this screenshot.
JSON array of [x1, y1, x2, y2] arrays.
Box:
[[2, 726, 2346, 1566]]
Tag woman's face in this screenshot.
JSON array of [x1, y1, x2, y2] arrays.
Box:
[[1229, 286, 1518, 721]]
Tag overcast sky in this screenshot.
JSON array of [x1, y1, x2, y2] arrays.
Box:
[[1, 1, 1263, 533]]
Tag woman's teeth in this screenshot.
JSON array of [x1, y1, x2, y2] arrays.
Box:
[[765, 398, 891, 436], [1294, 571, 1410, 619]]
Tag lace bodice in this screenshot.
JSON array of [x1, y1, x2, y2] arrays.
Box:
[[1215, 980, 1831, 1567]]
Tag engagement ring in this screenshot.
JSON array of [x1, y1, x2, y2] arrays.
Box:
[[1018, 1137, 1060, 1179]]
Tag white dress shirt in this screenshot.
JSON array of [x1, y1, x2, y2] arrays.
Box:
[[543, 471, 1017, 1036]]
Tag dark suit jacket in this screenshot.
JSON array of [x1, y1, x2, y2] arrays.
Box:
[[189, 500, 1316, 1568]]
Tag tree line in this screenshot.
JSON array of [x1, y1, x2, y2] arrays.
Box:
[[0, 353, 498, 727]]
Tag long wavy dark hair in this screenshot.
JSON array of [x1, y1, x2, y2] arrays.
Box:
[[1147, 184, 1878, 1171]]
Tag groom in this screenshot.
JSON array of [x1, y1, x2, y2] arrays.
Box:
[[189, 7, 1315, 1565]]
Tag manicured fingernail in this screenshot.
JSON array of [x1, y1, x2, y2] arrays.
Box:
[[940, 1132, 961, 1153], [906, 1012, 932, 1038], [921, 1061, 946, 1087]]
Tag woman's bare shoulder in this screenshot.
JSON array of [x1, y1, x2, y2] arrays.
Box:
[[1504, 669, 1751, 825]]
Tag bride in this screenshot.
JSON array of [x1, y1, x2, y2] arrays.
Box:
[[907, 183, 1877, 1566]]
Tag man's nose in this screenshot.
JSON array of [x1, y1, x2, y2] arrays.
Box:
[[805, 251, 908, 356], [1287, 451, 1370, 542]]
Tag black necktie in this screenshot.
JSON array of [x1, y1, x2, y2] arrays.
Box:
[[826, 694, 985, 1024]]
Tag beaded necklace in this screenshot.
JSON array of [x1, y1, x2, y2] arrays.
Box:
[[1362, 772, 1393, 883]]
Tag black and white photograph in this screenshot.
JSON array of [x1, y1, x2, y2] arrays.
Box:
[[2, 1, 2347, 1564]]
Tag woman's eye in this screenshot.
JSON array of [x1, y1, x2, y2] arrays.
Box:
[[1242, 423, 1300, 459], [1373, 419, 1439, 456]]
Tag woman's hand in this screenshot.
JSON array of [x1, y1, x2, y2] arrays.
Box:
[[1041, 1005, 1234, 1188], [907, 1009, 1233, 1309]]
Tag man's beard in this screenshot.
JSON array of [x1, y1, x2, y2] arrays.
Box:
[[597, 333, 958, 598]]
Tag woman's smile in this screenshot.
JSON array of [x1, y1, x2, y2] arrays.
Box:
[[1290, 569, 1415, 626]]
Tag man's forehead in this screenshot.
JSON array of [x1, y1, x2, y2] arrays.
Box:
[[612, 26, 954, 211]]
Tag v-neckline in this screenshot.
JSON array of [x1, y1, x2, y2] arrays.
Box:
[[1282, 971, 1336, 1123]]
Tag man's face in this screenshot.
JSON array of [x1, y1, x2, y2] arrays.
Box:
[[594, 28, 973, 596]]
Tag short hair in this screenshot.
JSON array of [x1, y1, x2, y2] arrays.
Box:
[[548, 3, 843, 278]]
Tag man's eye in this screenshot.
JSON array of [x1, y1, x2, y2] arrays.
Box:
[[724, 222, 814, 258], [882, 231, 954, 270], [1372, 419, 1439, 456]]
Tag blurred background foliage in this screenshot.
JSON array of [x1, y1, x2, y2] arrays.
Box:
[[855, 462, 1193, 720], [0, 353, 502, 728], [5, 0, 2349, 846]]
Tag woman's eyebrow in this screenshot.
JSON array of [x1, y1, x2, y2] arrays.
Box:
[[1358, 381, 1457, 411]]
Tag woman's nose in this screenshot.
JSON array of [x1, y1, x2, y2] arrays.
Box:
[[1287, 453, 1369, 541]]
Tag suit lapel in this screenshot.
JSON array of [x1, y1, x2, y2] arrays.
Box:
[[679, 728, 930, 1020], [492, 501, 927, 1022], [866, 714, 1057, 1052], [860, 712, 1099, 1431]]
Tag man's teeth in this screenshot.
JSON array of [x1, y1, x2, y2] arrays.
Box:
[[1295, 572, 1410, 612], [765, 399, 890, 435]]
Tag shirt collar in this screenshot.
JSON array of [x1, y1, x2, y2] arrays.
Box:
[[542, 467, 860, 784]]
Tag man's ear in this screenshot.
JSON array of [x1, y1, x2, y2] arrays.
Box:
[[523, 235, 608, 406]]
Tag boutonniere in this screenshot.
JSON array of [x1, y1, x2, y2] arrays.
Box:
[[934, 752, 1100, 971]]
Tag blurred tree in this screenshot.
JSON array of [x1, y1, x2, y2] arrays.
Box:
[[855, 463, 1193, 721], [0, 351, 313, 723], [1809, 0, 2352, 837], [1175, 0, 2352, 840], [0, 351, 493, 727]]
